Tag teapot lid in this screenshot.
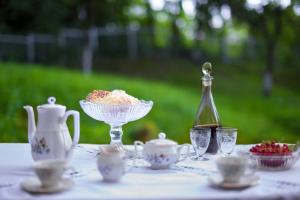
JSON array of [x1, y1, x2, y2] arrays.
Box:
[[146, 132, 177, 146], [38, 97, 65, 109]]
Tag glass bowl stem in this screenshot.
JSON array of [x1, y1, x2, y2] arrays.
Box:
[[110, 125, 123, 146]]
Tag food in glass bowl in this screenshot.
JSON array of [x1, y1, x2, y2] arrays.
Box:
[[249, 141, 300, 171], [86, 89, 138, 105], [80, 89, 153, 149]]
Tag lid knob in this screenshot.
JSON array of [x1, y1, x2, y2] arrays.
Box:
[[48, 97, 56, 105], [158, 132, 166, 140]]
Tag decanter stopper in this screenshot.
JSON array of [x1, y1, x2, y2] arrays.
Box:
[[202, 62, 212, 79]]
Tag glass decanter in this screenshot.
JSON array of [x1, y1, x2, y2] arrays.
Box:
[[193, 62, 221, 154]]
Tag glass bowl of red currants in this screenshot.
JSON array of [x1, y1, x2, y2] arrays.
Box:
[[249, 142, 300, 171]]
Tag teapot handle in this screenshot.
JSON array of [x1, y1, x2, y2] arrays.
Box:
[[177, 144, 190, 162], [63, 110, 80, 147]]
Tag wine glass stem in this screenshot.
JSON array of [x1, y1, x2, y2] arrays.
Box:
[[110, 125, 123, 145]]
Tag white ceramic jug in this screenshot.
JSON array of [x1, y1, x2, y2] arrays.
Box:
[[97, 145, 126, 182], [24, 97, 80, 161]]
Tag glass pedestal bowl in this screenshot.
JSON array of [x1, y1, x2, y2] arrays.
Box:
[[79, 99, 153, 152]]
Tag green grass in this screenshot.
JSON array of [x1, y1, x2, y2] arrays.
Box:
[[0, 61, 299, 145]]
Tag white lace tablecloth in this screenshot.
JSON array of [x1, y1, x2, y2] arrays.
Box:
[[0, 143, 299, 200]]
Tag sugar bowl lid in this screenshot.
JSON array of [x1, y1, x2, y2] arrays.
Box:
[[146, 132, 177, 146]]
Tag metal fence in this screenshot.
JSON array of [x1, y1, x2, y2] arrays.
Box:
[[0, 26, 143, 74], [0, 26, 257, 73]]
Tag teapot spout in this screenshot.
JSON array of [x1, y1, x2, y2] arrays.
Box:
[[23, 106, 36, 144]]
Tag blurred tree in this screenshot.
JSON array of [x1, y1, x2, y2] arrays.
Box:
[[0, 0, 71, 33], [76, 0, 131, 28], [277, 5, 300, 70], [194, 1, 229, 61], [145, 0, 155, 48], [0, 0, 132, 33], [126, 0, 156, 53], [227, 0, 296, 97], [194, 0, 213, 44], [165, 0, 185, 55]]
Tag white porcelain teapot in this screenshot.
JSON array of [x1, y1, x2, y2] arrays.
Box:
[[24, 97, 80, 161], [134, 133, 190, 169]]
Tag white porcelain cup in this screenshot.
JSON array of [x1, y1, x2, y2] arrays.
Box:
[[97, 145, 126, 182], [216, 156, 255, 183], [34, 159, 68, 188]]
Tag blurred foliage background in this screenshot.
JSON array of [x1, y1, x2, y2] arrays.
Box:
[[0, 0, 299, 144]]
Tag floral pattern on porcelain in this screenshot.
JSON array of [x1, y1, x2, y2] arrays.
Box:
[[97, 163, 125, 182], [31, 137, 50, 154], [145, 153, 178, 169], [97, 165, 112, 176]]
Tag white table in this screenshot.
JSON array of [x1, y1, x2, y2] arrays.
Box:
[[0, 143, 299, 200]]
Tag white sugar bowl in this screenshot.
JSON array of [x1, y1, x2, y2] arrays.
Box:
[[97, 145, 126, 182], [134, 133, 190, 169]]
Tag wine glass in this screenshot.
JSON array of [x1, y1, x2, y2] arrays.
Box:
[[190, 127, 211, 161], [217, 127, 237, 156]]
